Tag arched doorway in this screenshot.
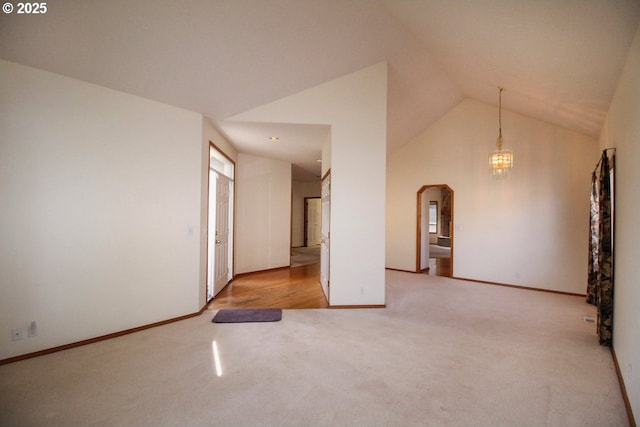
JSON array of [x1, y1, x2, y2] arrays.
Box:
[[416, 185, 453, 277]]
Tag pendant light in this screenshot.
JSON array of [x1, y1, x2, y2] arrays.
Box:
[[489, 86, 513, 176]]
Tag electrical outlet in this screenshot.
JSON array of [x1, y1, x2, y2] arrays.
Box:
[[11, 328, 24, 341]]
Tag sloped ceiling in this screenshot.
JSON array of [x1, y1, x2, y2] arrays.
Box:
[[386, 0, 640, 138], [1, 0, 639, 180]]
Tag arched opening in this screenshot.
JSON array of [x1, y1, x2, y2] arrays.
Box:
[[416, 185, 453, 277]]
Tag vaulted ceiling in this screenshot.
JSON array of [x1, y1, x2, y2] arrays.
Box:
[[2, 0, 639, 180]]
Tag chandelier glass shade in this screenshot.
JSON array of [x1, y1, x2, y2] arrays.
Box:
[[489, 87, 513, 176]]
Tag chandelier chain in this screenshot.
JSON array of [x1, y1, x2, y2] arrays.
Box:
[[497, 86, 504, 150]]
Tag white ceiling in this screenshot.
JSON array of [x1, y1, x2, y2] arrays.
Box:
[[2, 0, 639, 181]]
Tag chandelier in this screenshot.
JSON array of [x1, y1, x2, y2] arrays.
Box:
[[489, 86, 513, 176]]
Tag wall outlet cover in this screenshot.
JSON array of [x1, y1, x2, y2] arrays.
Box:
[[12, 328, 24, 341]]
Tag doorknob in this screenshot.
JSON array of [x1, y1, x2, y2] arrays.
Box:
[[215, 240, 221, 244]]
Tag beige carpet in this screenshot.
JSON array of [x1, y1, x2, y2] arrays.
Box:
[[0, 271, 629, 427]]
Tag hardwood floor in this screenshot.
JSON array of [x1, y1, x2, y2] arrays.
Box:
[[426, 244, 452, 277], [208, 262, 329, 310], [427, 257, 452, 277]]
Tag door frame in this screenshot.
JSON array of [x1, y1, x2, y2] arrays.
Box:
[[207, 142, 236, 302], [212, 172, 231, 296], [416, 184, 454, 275]]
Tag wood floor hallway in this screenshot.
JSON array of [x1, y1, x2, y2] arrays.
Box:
[[207, 261, 328, 310]]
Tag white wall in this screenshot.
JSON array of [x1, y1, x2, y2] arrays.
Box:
[[235, 153, 292, 274], [387, 98, 599, 294], [0, 60, 203, 360], [231, 63, 387, 306], [420, 191, 428, 269], [291, 181, 321, 247], [321, 131, 332, 178], [599, 25, 640, 420], [203, 119, 239, 165], [200, 118, 238, 306]]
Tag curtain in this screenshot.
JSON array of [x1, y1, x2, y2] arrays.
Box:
[[586, 171, 599, 305], [587, 150, 614, 346]]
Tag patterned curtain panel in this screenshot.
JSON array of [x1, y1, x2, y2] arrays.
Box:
[[586, 171, 599, 305], [587, 150, 614, 346]]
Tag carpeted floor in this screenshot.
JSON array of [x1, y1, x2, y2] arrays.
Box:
[[0, 271, 629, 427]]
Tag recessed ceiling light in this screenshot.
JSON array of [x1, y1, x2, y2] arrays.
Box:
[[268, 136, 279, 142]]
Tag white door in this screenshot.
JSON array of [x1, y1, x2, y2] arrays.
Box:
[[213, 173, 231, 296], [320, 173, 330, 300], [420, 191, 430, 270], [306, 198, 321, 246], [207, 171, 216, 300]]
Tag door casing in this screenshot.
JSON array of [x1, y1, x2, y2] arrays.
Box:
[[416, 184, 454, 275], [207, 142, 235, 301]]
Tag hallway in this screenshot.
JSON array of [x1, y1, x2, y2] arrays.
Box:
[[426, 244, 452, 277], [208, 261, 328, 310]]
